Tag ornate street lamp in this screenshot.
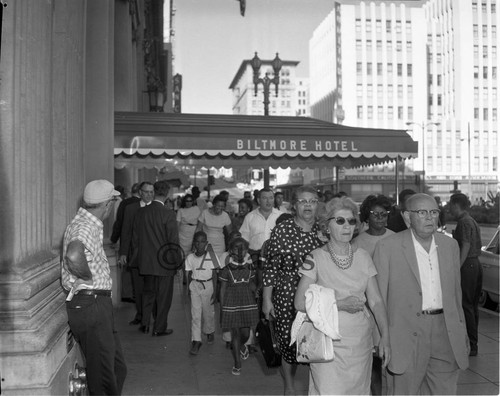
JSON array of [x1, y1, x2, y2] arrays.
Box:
[[251, 52, 283, 116]]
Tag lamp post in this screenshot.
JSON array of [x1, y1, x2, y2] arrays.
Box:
[[251, 52, 283, 116], [406, 121, 440, 192], [251, 52, 283, 188]]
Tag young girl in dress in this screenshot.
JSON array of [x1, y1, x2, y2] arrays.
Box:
[[219, 236, 259, 375]]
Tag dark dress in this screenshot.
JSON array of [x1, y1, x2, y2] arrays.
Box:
[[220, 254, 259, 329], [263, 217, 324, 364]]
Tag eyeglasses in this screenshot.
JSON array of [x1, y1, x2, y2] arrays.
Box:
[[185, 200, 193, 203], [407, 209, 441, 219], [369, 210, 390, 219], [327, 216, 357, 226], [296, 199, 319, 206]]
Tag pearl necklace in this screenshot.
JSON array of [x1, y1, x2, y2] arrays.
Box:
[[327, 242, 353, 270]]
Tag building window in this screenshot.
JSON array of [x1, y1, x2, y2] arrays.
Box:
[[483, 66, 488, 78], [493, 108, 497, 121], [406, 21, 412, 36], [397, 85, 403, 98], [474, 66, 479, 78], [437, 94, 442, 106], [367, 84, 373, 98], [482, 2, 487, 13], [388, 84, 393, 98], [396, 21, 402, 33], [387, 41, 393, 52], [483, 25, 488, 37], [388, 106, 394, 119], [407, 64, 413, 77], [367, 106, 373, 119], [493, 87, 497, 100], [376, 40, 382, 50], [474, 108, 479, 118], [429, 95, 433, 106], [408, 107, 413, 119], [378, 106, 384, 120], [437, 75, 442, 86], [406, 41, 412, 51], [474, 87, 479, 100], [357, 106, 363, 118], [493, 156, 498, 172], [356, 19, 361, 32], [492, 3, 496, 13], [357, 62, 362, 75], [356, 84, 363, 98], [397, 63, 403, 76], [484, 108, 488, 120], [376, 20, 382, 33], [377, 63, 383, 76], [493, 67, 497, 79], [367, 62, 372, 75], [386, 20, 391, 33], [356, 40, 362, 51], [483, 45, 488, 58], [366, 19, 372, 32], [398, 106, 404, 119], [473, 24, 479, 38], [493, 26, 497, 39], [396, 41, 402, 52], [387, 63, 393, 74], [377, 84, 383, 98], [474, 45, 479, 58]]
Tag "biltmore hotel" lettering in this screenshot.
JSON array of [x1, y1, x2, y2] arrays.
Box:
[[236, 139, 359, 152]]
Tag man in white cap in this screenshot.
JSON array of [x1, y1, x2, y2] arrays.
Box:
[[61, 179, 127, 395]]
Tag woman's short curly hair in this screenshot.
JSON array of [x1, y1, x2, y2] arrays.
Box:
[[291, 185, 318, 206], [359, 194, 392, 223], [323, 196, 359, 223]]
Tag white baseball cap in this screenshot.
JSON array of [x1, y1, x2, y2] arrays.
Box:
[[83, 180, 120, 204]]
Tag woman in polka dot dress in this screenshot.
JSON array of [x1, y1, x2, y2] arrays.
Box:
[[262, 186, 325, 395]]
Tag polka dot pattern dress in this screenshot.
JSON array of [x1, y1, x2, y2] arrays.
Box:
[[263, 217, 324, 364]]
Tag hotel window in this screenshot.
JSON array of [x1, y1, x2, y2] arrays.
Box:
[[396, 41, 402, 52], [397, 63, 403, 76], [406, 21, 412, 36], [356, 40, 362, 50], [482, 2, 487, 13], [483, 66, 488, 78], [474, 45, 479, 58], [493, 46, 497, 57], [483, 25, 488, 37], [493, 26, 497, 39], [377, 84, 383, 98], [397, 85, 403, 98], [474, 66, 479, 78], [408, 85, 413, 98], [387, 63, 393, 74], [483, 45, 488, 58], [406, 41, 412, 51], [493, 67, 497, 78], [386, 20, 392, 33], [388, 106, 394, 119], [366, 20, 372, 32], [377, 63, 383, 76], [388, 84, 393, 98], [493, 87, 497, 100], [376, 40, 382, 50], [473, 25, 479, 38], [446, 157, 452, 172], [407, 64, 413, 77], [474, 87, 479, 100], [474, 157, 480, 172], [356, 84, 363, 97], [494, 157, 498, 172], [408, 107, 413, 119], [493, 109, 498, 121], [367, 106, 373, 119], [437, 95, 442, 106], [357, 106, 363, 118], [357, 62, 362, 75], [484, 88, 488, 101], [492, 3, 496, 13], [437, 75, 442, 86], [483, 108, 488, 120], [474, 108, 479, 118], [398, 106, 404, 119], [387, 41, 393, 52], [367, 63, 372, 75], [367, 84, 373, 98], [396, 21, 402, 33], [376, 20, 382, 33], [378, 106, 384, 120], [356, 19, 362, 32]]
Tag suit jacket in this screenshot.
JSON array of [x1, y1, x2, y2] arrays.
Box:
[[132, 201, 179, 276], [111, 196, 140, 244], [373, 229, 469, 374], [118, 201, 142, 267]]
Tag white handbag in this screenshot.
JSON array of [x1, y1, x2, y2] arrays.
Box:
[[296, 320, 334, 363]]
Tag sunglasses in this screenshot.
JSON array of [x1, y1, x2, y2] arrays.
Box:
[[370, 210, 390, 219], [327, 216, 357, 226]]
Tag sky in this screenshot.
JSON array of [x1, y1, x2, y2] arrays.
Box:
[[173, 0, 335, 114]]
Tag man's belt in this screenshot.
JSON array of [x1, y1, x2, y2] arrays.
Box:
[[194, 278, 212, 283], [422, 308, 443, 315], [76, 289, 112, 297]]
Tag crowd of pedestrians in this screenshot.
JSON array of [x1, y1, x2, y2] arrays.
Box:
[[61, 179, 478, 395]]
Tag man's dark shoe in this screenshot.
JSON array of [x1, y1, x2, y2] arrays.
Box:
[[138, 325, 149, 334], [152, 329, 173, 337], [189, 341, 202, 355], [129, 319, 141, 325], [207, 333, 215, 344], [121, 297, 135, 303]]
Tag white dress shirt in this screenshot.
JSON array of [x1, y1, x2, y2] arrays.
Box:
[[239, 207, 283, 250], [411, 231, 443, 311]]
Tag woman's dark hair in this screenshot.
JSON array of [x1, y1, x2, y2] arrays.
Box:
[[212, 194, 226, 206], [238, 198, 253, 211], [359, 194, 392, 223], [181, 194, 194, 208], [290, 185, 318, 207]]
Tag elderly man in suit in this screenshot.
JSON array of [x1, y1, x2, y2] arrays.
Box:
[[373, 193, 469, 395], [132, 180, 180, 336]]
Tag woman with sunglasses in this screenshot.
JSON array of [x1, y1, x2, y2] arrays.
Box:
[[262, 185, 324, 395], [353, 194, 395, 257], [295, 196, 391, 395]]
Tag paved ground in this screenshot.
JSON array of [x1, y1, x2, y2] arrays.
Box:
[[113, 274, 499, 395]]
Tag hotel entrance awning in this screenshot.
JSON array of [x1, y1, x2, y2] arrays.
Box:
[[114, 112, 418, 170]]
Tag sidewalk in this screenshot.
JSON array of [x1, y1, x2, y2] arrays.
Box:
[[115, 276, 499, 395]]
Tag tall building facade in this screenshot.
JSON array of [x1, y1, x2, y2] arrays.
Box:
[[310, 0, 499, 202]]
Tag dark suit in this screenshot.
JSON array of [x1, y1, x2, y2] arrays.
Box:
[[119, 200, 144, 320], [132, 200, 179, 332], [373, 229, 469, 394], [111, 195, 141, 244]]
